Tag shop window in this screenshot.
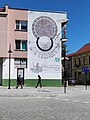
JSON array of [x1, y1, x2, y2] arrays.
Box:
[[14, 58, 27, 68], [15, 40, 27, 50], [15, 20, 27, 31]]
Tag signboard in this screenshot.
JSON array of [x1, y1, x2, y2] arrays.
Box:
[[82, 66, 90, 73]]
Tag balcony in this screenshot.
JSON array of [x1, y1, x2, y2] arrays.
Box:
[[61, 37, 68, 42]]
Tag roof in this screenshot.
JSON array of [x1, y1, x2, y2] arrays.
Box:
[[3, 4, 67, 14], [67, 43, 90, 57], [75, 43, 90, 55], [67, 52, 76, 57]]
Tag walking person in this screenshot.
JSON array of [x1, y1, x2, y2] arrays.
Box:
[[16, 75, 23, 89], [35, 75, 42, 88]]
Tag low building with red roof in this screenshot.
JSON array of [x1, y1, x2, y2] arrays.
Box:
[[67, 43, 90, 84]]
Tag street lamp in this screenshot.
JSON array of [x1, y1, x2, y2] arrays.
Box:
[[62, 43, 67, 93], [8, 44, 12, 89]]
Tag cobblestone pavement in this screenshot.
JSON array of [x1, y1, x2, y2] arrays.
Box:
[[0, 86, 90, 120], [0, 96, 89, 120], [0, 85, 90, 97]]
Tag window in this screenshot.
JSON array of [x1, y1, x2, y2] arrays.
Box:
[[74, 58, 80, 67], [15, 40, 27, 50], [16, 20, 20, 30], [16, 40, 20, 49], [81, 58, 84, 65], [79, 58, 81, 66], [21, 21, 27, 30], [83, 57, 88, 65], [16, 20, 27, 31], [83, 57, 85, 65], [22, 41, 27, 50], [75, 59, 79, 66], [14, 58, 27, 68]]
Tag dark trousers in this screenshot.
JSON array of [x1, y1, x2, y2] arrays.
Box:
[[36, 81, 42, 88], [16, 81, 23, 89]]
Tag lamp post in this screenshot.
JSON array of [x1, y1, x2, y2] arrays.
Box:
[[62, 42, 67, 93], [8, 44, 12, 89]]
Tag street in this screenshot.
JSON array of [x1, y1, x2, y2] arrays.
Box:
[[0, 86, 90, 120]]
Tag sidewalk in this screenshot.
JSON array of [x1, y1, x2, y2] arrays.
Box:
[[0, 85, 90, 97]]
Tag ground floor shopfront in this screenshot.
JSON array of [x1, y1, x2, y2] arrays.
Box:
[[0, 58, 62, 87]]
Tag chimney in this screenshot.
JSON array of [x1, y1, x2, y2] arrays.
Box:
[[4, 4, 8, 13]]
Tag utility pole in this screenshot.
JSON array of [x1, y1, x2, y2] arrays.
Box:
[[61, 20, 68, 93]]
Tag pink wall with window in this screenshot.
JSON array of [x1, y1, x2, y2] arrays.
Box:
[[7, 6, 28, 58], [0, 5, 28, 58]]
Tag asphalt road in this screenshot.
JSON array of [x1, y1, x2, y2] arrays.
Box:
[[0, 91, 90, 120]]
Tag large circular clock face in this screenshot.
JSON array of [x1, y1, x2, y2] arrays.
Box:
[[30, 16, 60, 59]]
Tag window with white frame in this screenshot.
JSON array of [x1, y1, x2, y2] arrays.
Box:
[[15, 40, 27, 50], [16, 20, 27, 31]]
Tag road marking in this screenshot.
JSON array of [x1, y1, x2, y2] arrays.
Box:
[[37, 97, 42, 98], [55, 98, 59, 99], [34, 97, 90, 104], [72, 100, 79, 102], [45, 97, 52, 99], [82, 101, 89, 104], [62, 99, 69, 101]]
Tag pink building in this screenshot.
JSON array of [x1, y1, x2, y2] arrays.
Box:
[[0, 5, 68, 86], [0, 5, 28, 85]]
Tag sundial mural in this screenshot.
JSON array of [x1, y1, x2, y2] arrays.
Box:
[[28, 13, 62, 79], [29, 16, 60, 59]]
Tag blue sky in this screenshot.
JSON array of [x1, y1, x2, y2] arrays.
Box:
[[0, 0, 90, 53]]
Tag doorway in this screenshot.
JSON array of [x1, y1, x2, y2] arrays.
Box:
[[17, 68, 24, 85]]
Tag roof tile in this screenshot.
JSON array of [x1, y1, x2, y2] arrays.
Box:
[[67, 43, 90, 56]]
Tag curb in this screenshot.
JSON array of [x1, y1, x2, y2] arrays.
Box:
[[0, 86, 90, 97]]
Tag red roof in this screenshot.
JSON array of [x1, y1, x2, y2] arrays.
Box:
[[67, 43, 90, 57], [67, 52, 76, 57]]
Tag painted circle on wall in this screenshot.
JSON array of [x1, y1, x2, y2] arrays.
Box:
[[36, 36, 53, 51], [32, 16, 57, 39], [30, 16, 60, 59]]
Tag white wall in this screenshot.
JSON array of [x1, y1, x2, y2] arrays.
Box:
[[3, 58, 16, 79], [27, 11, 67, 79]]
